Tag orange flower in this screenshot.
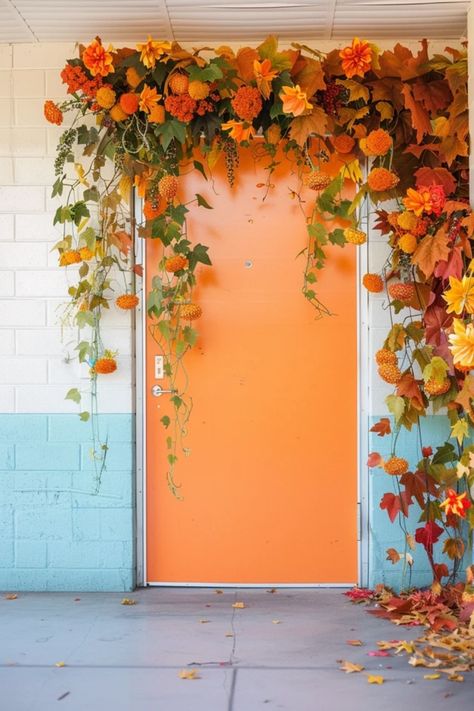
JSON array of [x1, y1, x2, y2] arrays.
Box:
[[94, 357, 117, 375], [44, 100, 63, 125], [231, 86, 262, 122], [221, 120, 255, 143], [440, 488, 472, 518], [120, 92, 139, 115], [279, 85, 312, 116], [331, 134, 355, 154], [110, 103, 128, 122], [403, 187, 432, 216], [339, 38, 372, 78], [116, 294, 139, 310], [134, 167, 155, 199], [361, 129, 392, 156], [164, 93, 196, 122], [143, 200, 163, 220], [59, 249, 81, 266], [95, 86, 116, 109], [139, 84, 161, 113], [82, 39, 114, 77], [253, 58, 278, 99], [136, 36, 171, 69], [363, 273, 384, 293], [367, 167, 399, 192]]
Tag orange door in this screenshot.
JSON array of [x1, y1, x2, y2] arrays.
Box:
[[145, 146, 358, 584]]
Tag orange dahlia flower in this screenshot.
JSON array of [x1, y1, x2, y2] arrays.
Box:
[[221, 120, 255, 143], [331, 134, 355, 154], [339, 38, 372, 78], [231, 86, 263, 122], [44, 100, 63, 125], [403, 188, 432, 216], [279, 85, 312, 116], [82, 39, 114, 77], [136, 36, 171, 69], [253, 58, 278, 99], [139, 84, 162, 114], [363, 129, 392, 156], [440, 488, 472, 518], [367, 167, 399, 192]]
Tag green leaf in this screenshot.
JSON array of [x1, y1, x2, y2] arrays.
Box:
[[158, 320, 171, 340], [189, 243, 212, 270], [75, 340, 91, 362], [175, 340, 187, 358], [306, 272, 317, 284], [83, 186, 100, 202], [51, 176, 65, 198], [161, 415, 171, 428], [154, 119, 187, 151], [79, 411, 90, 422], [171, 395, 183, 410], [71, 201, 90, 226], [65, 388, 81, 404], [187, 62, 223, 82], [183, 325, 198, 346], [193, 160, 207, 181], [432, 442, 457, 465], [196, 193, 213, 209], [328, 228, 346, 246], [76, 311, 95, 329]]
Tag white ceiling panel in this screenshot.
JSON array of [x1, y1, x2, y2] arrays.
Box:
[[0, 0, 468, 44]]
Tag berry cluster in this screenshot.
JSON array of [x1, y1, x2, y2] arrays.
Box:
[[317, 81, 348, 116], [223, 138, 239, 187]]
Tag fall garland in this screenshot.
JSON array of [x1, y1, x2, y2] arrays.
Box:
[[46, 34, 472, 590]]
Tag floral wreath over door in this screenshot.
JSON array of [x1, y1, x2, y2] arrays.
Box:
[[45, 34, 473, 592]]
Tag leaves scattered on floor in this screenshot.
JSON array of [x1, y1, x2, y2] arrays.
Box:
[[121, 598, 137, 606], [179, 669, 200, 680], [339, 660, 365, 673], [232, 602, 246, 609]]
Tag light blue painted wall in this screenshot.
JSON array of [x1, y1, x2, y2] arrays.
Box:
[[367, 415, 469, 590], [0, 414, 135, 592]]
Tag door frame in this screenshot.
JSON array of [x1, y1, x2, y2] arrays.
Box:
[[133, 190, 371, 589]]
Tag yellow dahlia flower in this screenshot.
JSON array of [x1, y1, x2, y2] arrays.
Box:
[[443, 275, 474, 315], [448, 319, 474, 368]]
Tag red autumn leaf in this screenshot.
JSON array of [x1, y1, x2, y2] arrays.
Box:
[[411, 228, 451, 278], [380, 491, 412, 523], [133, 264, 144, 277], [412, 79, 452, 113], [370, 418, 391, 437], [433, 246, 463, 281], [414, 167, 457, 196], [400, 470, 438, 509], [415, 521, 443, 552], [401, 84, 432, 143], [423, 301, 453, 348], [433, 563, 449, 581], [367, 452, 382, 468], [109, 230, 132, 256], [396, 374, 425, 411]]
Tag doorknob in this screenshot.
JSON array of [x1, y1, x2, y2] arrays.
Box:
[[151, 385, 176, 397]]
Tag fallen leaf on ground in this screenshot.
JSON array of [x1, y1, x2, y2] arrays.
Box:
[[232, 602, 246, 609], [424, 674, 441, 680], [179, 669, 200, 680], [199, 619, 210, 624], [448, 674, 464, 682], [57, 692, 70, 701], [339, 661, 365, 673], [367, 674, 384, 684], [214, 589, 223, 594], [272, 620, 281, 624], [55, 662, 66, 668], [346, 640, 363, 646], [121, 598, 136, 606], [266, 588, 277, 593], [225, 633, 234, 637], [4, 594, 17, 600], [368, 650, 391, 657]]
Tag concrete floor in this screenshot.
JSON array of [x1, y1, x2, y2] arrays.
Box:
[[0, 588, 472, 710]]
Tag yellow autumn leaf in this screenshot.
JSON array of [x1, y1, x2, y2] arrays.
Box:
[[207, 141, 222, 170], [74, 163, 90, 187], [121, 598, 137, 605], [457, 461, 470, 479], [451, 418, 469, 445], [396, 641, 415, 654], [4, 593, 17, 600], [367, 674, 384, 684], [232, 602, 246, 609], [409, 655, 427, 667], [225, 632, 234, 637], [179, 669, 200, 680], [55, 661, 66, 668], [118, 174, 132, 204], [336, 79, 369, 103], [346, 640, 363, 646], [424, 674, 441, 680], [406, 533, 416, 551], [339, 660, 365, 673], [376, 101, 394, 121], [448, 674, 464, 682], [342, 159, 363, 184]]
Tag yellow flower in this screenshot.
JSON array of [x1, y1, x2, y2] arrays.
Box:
[[221, 120, 255, 143], [397, 211, 417, 231], [279, 85, 312, 116], [137, 36, 171, 69], [448, 319, 474, 368], [403, 187, 432, 216], [444, 275, 474, 315], [139, 84, 162, 113]]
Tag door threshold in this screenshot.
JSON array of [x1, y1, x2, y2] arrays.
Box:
[[145, 582, 356, 588]]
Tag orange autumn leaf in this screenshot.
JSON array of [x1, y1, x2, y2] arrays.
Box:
[[396, 373, 425, 411], [369, 418, 391, 437], [377, 40, 429, 81], [346, 639, 363, 646], [292, 56, 326, 98], [236, 46, 260, 82], [411, 228, 451, 278], [289, 106, 327, 146], [386, 548, 401, 564], [367, 452, 382, 468], [414, 167, 457, 196], [401, 84, 432, 143], [412, 79, 452, 113], [109, 230, 132, 256], [339, 661, 365, 673]]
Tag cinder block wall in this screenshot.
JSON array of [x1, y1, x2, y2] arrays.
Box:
[[0, 43, 135, 591]]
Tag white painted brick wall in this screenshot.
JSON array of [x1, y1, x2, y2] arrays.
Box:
[[0, 43, 133, 413]]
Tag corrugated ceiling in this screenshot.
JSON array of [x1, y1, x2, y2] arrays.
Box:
[[0, 0, 469, 43]]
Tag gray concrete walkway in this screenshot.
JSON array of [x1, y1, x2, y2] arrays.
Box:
[[0, 588, 472, 710]]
